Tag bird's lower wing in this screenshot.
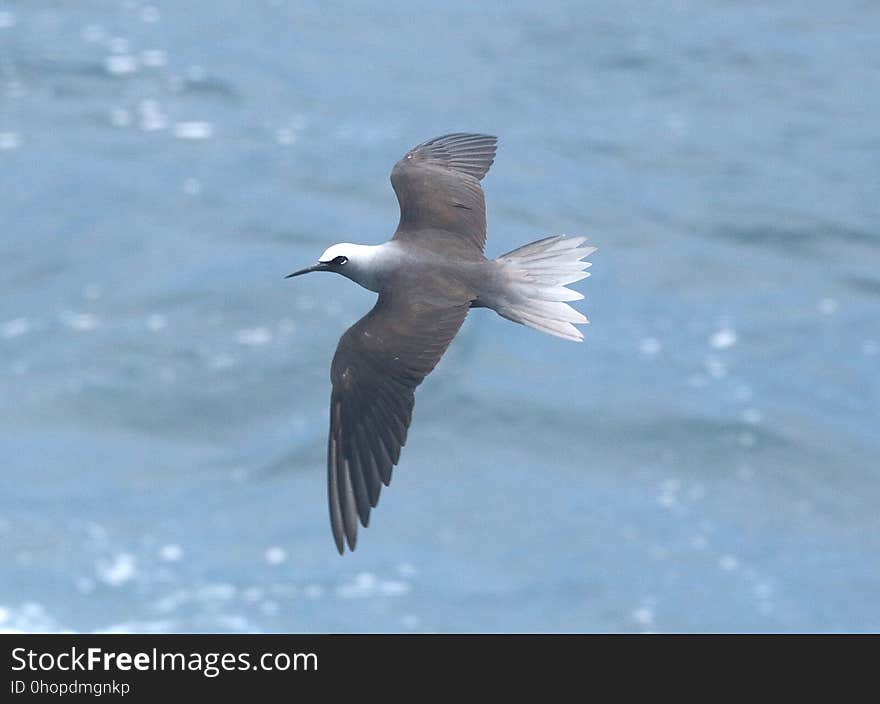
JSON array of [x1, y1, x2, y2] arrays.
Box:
[[328, 279, 472, 553]]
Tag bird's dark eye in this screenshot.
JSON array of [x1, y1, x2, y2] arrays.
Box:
[[331, 255, 348, 265]]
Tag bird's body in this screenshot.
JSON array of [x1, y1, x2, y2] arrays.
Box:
[[287, 134, 596, 553]]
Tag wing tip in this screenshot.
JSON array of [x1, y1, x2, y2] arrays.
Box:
[[331, 523, 356, 554], [401, 132, 499, 181]]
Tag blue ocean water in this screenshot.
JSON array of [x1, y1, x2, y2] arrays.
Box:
[[1, 0, 878, 633]]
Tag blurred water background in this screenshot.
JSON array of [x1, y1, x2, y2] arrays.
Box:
[[1, 0, 878, 633]]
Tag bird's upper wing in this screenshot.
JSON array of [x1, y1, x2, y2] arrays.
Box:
[[327, 275, 473, 553], [390, 133, 498, 254]]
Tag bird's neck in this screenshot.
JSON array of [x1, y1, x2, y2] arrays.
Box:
[[343, 242, 402, 293]]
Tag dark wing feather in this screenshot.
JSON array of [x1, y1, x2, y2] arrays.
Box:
[[327, 276, 472, 553], [390, 133, 497, 253]]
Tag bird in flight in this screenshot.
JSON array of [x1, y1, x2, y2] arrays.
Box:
[[287, 133, 596, 553]]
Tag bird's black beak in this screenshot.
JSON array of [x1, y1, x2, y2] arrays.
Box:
[[285, 262, 329, 279]]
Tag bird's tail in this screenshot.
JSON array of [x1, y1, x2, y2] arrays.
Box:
[[493, 235, 596, 342]]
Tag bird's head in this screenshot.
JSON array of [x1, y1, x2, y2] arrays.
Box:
[[285, 243, 383, 291]]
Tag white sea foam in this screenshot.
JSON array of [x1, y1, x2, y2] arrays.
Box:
[[710, 327, 737, 349], [61, 312, 99, 331], [141, 49, 167, 68], [336, 572, 377, 599], [379, 580, 411, 597], [94, 620, 175, 634], [236, 327, 272, 346], [264, 546, 287, 565], [158, 543, 183, 561], [718, 555, 740, 572], [96, 553, 137, 586], [0, 602, 62, 633], [336, 572, 411, 599], [631, 605, 655, 627], [104, 54, 139, 76], [138, 100, 167, 131], [2, 318, 31, 339], [147, 314, 167, 331], [639, 337, 661, 356], [0, 132, 21, 150], [107, 37, 130, 54], [183, 177, 202, 195], [211, 614, 251, 632], [173, 121, 213, 140]]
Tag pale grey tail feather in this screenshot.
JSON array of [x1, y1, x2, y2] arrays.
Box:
[[494, 235, 596, 342]]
